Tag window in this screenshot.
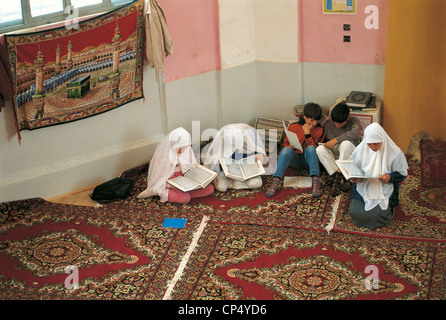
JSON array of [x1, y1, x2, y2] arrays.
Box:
[[30, 0, 64, 17], [0, 0, 134, 34], [0, 0, 23, 30], [71, 0, 102, 8]]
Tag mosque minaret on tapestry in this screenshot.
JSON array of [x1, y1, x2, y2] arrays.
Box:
[[6, 1, 143, 130]]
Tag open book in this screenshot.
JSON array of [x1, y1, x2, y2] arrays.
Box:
[[283, 122, 303, 151], [335, 160, 378, 180], [283, 176, 312, 188], [220, 154, 265, 182], [167, 164, 218, 192]]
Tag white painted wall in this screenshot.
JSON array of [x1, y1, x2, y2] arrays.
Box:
[[219, 0, 299, 68], [254, 0, 299, 63], [218, 0, 256, 69], [301, 62, 386, 110]]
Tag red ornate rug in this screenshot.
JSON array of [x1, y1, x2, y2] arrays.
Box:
[[5, 0, 144, 131], [168, 222, 446, 300], [420, 139, 446, 187], [2, 156, 444, 301], [332, 156, 446, 241], [114, 164, 339, 231], [0, 198, 202, 300]]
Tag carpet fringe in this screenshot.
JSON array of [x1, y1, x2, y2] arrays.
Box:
[[162, 215, 210, 300], [325, 195, 341, 234]]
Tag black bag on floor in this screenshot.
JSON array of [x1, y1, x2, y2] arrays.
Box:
[[89, 177, 135, 204]]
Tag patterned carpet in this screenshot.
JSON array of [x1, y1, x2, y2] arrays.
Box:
[[168, 223, 445, 300], [0, 155, 445, 300], [0, 199, 203, 299]]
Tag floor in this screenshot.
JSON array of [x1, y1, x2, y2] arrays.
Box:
[[46, 185, 98, 207]]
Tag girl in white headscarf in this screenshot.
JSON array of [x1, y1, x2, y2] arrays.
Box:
[[348, 123, 408, 230], [202, 123, 266, 192], [137, 127, 214, 203]]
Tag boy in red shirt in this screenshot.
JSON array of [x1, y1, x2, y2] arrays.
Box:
[[266, 102, 325, 198]]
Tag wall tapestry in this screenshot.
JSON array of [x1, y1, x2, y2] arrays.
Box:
[[5, 0, 144, 131]]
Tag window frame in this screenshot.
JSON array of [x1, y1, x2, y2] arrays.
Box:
[[0, 0, 133, 34]]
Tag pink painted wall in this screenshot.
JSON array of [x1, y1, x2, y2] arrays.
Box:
[[159, 0, 388, 82], [159, 0, 221, 82], [299, 0, 387, 65]]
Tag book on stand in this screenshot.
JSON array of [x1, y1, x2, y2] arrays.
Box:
[[167, 164, 218, 192], [220, 154, 265, 182], [345, 91, 373, 108], [360, 96, 377, 111], [335, 160, 379, 180]]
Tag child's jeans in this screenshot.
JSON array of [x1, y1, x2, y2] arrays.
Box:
[[273, 145, 320, 178]]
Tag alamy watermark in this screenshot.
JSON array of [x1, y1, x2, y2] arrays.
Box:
[[64, 5, 79, 30], [364, 265, 379, 290], [168, 121, 278, 168], [65, 265, 79, 290], [62, 3, 380, 31], [364, 5, 379, 30], [64, 264, 381, 291]]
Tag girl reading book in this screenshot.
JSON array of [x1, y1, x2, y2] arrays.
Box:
[[202, 123, 266, 192], [137, 127, 214, 203], [348, 123, 408, 230]]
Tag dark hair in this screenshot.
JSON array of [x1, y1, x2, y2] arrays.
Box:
[[303, 102, 322, 120], [330, 102, 350, 123]]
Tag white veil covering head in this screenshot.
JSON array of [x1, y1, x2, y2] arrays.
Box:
[[349, 123, 408, 211], [202, 123, 266, 165], [137, 127, 197, 202]]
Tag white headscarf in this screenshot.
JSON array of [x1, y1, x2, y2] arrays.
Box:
[[137, 127, 197, 202], [202, 123, 266, 165], [349, 123, 408, 211]]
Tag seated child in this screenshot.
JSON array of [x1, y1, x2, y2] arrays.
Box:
[[316, 101, 362, 197], [137, 127, 214, 204], [266, 102, 325, 198], [348, 123, 408, 230], [202, 123, 266, 192]]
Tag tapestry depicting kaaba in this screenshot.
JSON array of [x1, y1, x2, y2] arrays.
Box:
[[5, 0, 144, 131]]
